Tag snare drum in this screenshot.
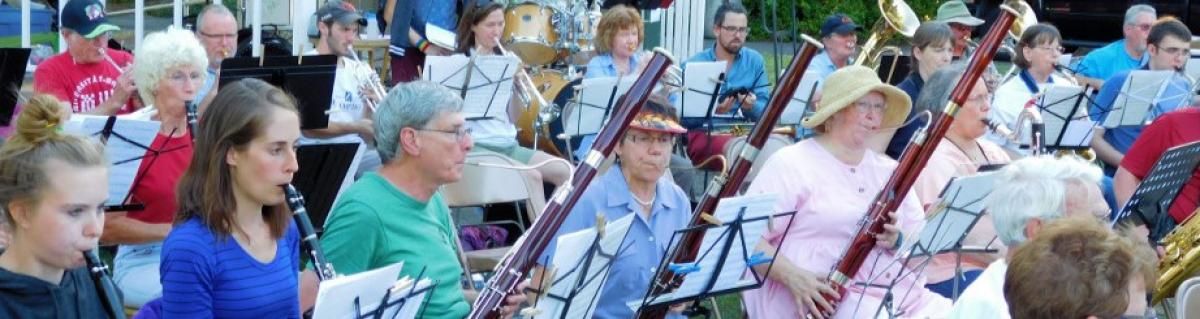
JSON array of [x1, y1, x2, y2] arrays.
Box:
[[516, 69, 571, 157], [504, 3, 561, 66]]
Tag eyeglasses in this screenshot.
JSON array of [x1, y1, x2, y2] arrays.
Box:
[[168, 70, 203, 84], [719, 26, 749, 35], [854, 100, 886, 114], [1157, 46, 1190, 56], [418, 126, 473, 142], [625, 134, 674, 147], [1036, 46, 1065, 54], [1131, 23, 1152, 31], [198, 31, 237, 41]]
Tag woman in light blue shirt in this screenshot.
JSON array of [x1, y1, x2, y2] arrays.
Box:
[[574, 5, 646, 160]]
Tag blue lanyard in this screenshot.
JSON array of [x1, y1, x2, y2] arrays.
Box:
[[1018, 69, 1052, 94]]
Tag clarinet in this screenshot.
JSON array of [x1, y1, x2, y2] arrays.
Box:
[[185, 100, 198, 141], [467, 49, 675, 319], [283, 184, 337, 281], [817, 5, 1020, 314], [83, 249, 126, 319], [636, 35, 824, 319]]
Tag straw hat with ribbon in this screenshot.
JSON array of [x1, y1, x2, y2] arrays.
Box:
[[801, 65, 911, 130]]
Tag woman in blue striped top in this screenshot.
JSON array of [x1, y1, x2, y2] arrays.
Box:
[[159, 78, 302, 318]]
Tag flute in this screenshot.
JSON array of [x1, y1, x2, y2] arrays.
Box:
[[84, 249, 127, 319], [99, 48, 124, 74], [283, 184, 337, 281]]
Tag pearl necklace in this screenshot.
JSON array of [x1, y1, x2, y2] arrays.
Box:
[[631, 192, 656, 207]]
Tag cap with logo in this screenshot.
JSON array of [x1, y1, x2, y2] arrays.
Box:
[[316, 0, 367, 27], [61, 0, 120, 39], [820, 14, 860, 38]]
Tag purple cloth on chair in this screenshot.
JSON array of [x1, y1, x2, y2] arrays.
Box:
[[132, 298, 162, 319]]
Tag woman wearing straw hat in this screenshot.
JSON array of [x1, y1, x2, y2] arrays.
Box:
[[742, 66, 951, 319]]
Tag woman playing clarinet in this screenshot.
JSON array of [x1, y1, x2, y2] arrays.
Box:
[[742, 66, 951, 319], [534, 98, 691, 319], [0, 94, 117, 317], [158, 78, 302, 318]]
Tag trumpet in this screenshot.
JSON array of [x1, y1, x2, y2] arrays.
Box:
[[99, 48, 124, 74], [495, 37, 552, 111], [346, 45, 387, 114]]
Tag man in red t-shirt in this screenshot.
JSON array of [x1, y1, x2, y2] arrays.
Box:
[[33, 0, 136, 115], [1115, 108, 1200, 225]]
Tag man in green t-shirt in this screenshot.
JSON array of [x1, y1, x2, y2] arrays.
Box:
[[299, 80, 525, 318]]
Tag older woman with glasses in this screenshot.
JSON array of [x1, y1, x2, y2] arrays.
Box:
[[742, 66, 950, 319], [911, 62, 1011, 299], [987, 23, 1071, 156]]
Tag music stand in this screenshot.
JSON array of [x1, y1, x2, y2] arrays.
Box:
[[219, 55, 338, 130], [422, 55, 518, 121], [0, 48, 31, 127], [291, 142, 362, 232], [781, 71, 823, 126], [527, 214, 635, 319], [679, 61, 727, 122], [1034, 84, 1097, 151], [1099, 70, 1174, 129], [558, 76, 635, 141], [634, 194, 797, 316], [1113, 141, 1200, 242], [876, 53, 911, 85], [64, 115, 176, 212], [312, 262, 437, 319]]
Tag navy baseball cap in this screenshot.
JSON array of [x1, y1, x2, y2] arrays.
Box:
[[316, 0, 367, 26], [61, 0, 120, 38], [820, 14, 860, 38]]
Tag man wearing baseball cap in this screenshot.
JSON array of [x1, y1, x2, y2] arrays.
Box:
[[33, 0, 137, 115], [811, 13, 861, 80], [302, 0, 383, 178], [935, 0, 985, 59]]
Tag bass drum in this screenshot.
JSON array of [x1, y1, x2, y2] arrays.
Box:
[[503, 3, 561, 66], [516, 70, 571, 158]]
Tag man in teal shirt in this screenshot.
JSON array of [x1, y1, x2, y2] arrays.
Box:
[[300, 81, 525, 318], [1074, 4, 1155, 88]]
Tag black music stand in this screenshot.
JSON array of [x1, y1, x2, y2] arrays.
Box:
[[350, 268, 438, 319], [876, 53, 911, 85], [1097, 70, 1177, 129], [1113, 141, 1200, 242], [527, 214, 635, 319], [219, 55, 338, 130], [0, 48, 31, 127], [66, 115, 183, 212], [422, 55, 518, 121], [291, 143, 361, 233], [1034, 84, 1097, 152], [679, 61, 727, 129], [558, 76, 635, 159], [635, 194, 797, 317]]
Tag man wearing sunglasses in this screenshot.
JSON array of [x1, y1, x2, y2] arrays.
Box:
[[33, 0, 136, 115], [1075, 4, 1156, 89]]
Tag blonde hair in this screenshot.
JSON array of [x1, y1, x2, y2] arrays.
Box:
[[595, 5, 643, 54], [132, 27, 209, 105], [0, 95, 106, 230]]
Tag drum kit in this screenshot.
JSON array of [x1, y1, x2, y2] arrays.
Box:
[[502, 0, 602, 158]]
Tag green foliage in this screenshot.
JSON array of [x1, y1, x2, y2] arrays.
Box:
[[741, 0, 943, 41]]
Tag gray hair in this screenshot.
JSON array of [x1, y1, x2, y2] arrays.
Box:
[[196, 4, 234, 32], [132, 27, 209, 104], [1124, 4, 1156, 26], [987, 155, 1103, 247], [374, 81, 463, 163], [914, 61, 968, 117]]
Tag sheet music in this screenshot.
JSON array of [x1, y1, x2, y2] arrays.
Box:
[[560, 76, 636, 137], [384, 278, 434, 319], [781, 71, 823, 125], [1103, 70, 1172, 128], [63, 115, 161, 206], [424, 23, 457, 50], [680, 61, 728, 119], [643, 193, 780, 307], [904, 171, 999, 256], [313, 261, 431, 319], [534, 214, 635, 319], [1036, 84, 1095, 148], [423, 55, 518, 119]]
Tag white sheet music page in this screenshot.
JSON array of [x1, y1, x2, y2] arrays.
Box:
[[1037, 84, 1095, 148], [533, 214, 635, 319], [63, 115, 161, 207], [905, 171, 1000, 256], [644, 193, 780, 307], [781, 71, 823, 125], [1104, 70, 1171, 128], [560, 76, 636, 137], [422, 55, 519, 119], [313, 261, 424, 319], [680, 61, 727, 119]]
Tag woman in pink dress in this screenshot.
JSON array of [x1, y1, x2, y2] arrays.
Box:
[[743, 66, 952, 319]]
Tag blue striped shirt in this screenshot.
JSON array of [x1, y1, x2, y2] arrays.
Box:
[[160, 217, 300, 318]]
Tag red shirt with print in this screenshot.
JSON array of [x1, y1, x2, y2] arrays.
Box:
[[1120, 108, 1200, 223], [126, 132, 193, 224], [33, 48, 136, 114]]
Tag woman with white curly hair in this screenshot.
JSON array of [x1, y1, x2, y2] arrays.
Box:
[[103, 27, 207, 309]]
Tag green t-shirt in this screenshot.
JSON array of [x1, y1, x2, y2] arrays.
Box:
[[319, 172, 469, 318]]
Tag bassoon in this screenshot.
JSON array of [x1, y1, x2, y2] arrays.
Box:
[[84, 249, 126, 319], [819, 5, 1020, 312], [467, 49, 675, 319], [635, 34, 824, 319]]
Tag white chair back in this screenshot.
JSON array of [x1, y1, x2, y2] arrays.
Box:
[[1177, 276, 1200, 319], [442, 150, 546, 218]]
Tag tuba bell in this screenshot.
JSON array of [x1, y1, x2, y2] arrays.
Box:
[[854, 0, 919, 83], [1153, 207, 1200, 305]]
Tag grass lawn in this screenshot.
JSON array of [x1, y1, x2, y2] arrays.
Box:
[[0, 32, 59, 52]]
